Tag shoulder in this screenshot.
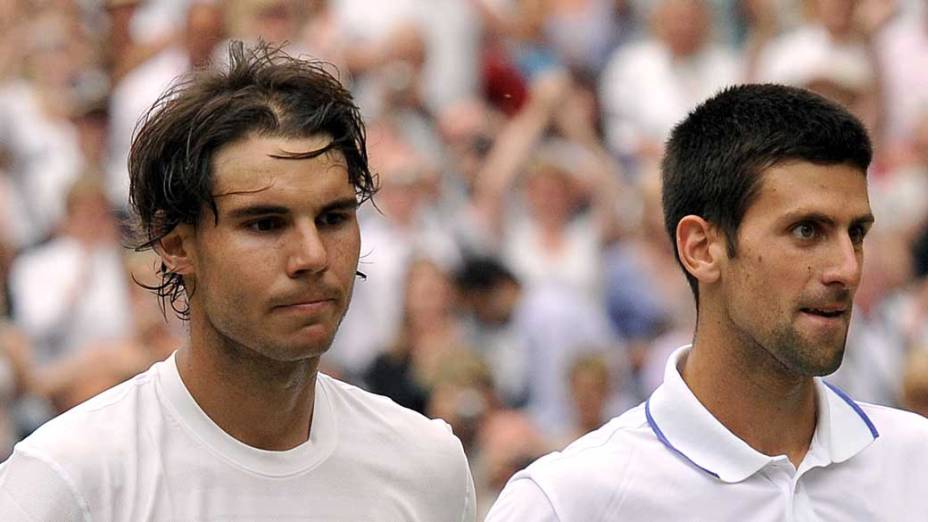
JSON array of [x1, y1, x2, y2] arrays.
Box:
[[317, 374, 473, 515], [14, 364, 160, 471], [859, 402, 928, 445], [317, 373, 464, 454], [505, 405, 655, 518], [0, 364, 162, 518]]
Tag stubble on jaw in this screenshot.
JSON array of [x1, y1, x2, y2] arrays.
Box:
[[728, 301, 850, 380]]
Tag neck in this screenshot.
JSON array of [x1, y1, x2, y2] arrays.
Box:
[[176, 318, 320, 451], [683, 314, 818, 467]]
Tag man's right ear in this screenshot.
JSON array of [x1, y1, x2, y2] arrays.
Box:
[[153, 224, 196, 276], [675, 215, 725, 286]]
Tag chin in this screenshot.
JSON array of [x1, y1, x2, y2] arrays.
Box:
[[792, 346, 846, 377]]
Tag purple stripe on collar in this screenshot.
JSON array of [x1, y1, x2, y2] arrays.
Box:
[[823, 380, 880, 439], [645, 398, 720, 479]]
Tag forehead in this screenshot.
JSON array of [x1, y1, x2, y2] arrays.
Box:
[[744, 161, 871, 224], [210, 134, 353, 209]]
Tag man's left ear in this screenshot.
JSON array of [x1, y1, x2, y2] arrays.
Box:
[[152, 224, 196, 276], [676, 215, 727, 285]]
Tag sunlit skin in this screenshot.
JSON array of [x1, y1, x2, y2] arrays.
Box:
[[677, 162, 873, 466], [157, 134, 361, 450]]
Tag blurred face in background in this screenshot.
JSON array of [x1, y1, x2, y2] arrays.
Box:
[[64, 179, 119, 245], [250, 0, 300, 43], [814, 0, 856, 37], [653, 0, 710, 57], [569, 358, 611, 430], [523, 166, 576, 227], [405, 260, 456, 335], [186, 3, 224, 67], [25, 13, 78, 92], [437, 100, 497, 189]]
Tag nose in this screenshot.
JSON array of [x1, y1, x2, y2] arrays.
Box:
[[821, 233, 863, 290], [286, 220, 328, 277]]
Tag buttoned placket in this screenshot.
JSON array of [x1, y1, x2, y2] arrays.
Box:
[[760, 428, 832, 522]]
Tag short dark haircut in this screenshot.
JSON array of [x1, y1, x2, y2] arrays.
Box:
[[454, 257, 519, 294], [129, 41, 375, 318], [662, 83, 872, 301]]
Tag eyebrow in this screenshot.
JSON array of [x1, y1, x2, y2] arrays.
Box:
[[226, 204, 289, 220], [225, 197, 360, 220], [781, 210, 875, 228]]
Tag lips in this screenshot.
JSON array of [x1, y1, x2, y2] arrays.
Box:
[[799, 306, 847, 318], [271, 290, 340, 311], [274, 297, 336, 309]]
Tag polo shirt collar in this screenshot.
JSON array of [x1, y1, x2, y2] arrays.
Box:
[[646, 345, 878, 483]]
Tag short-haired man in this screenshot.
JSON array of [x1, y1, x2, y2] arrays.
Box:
[[486, 84, 928, 520], [0, 43, 475, 521]]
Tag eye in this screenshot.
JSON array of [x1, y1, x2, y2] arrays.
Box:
[[849, 224, 868, 246], [791, 222, 817, 241], [246, 217, 284, 232], [317, 211, 352, 228]]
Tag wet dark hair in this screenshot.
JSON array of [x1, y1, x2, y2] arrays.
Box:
[[662, 83, 872, 302], [128, 41, 375, 318]]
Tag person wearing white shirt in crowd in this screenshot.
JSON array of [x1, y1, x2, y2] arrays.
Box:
[[486, 84, 928, 521], [8, 175, 133, 367], [599, 0, 739, 163], [0, 41, 475, 521]]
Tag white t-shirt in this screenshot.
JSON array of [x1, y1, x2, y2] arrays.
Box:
[[0, 354, 475, 521], [486, 345, 928, 521]]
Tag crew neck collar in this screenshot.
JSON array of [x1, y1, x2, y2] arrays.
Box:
[[156, 352, 338, 477]]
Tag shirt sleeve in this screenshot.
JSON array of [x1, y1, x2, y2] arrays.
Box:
[[462, 462, 476, 522], [0, 450, 90, 521], [484, 477, 559, 522]]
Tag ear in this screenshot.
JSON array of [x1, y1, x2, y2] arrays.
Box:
[[153, 224, 197, 277], [676, 215, 726, 286]]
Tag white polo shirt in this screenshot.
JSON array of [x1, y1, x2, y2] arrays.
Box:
[[486, 346, 928, 521]]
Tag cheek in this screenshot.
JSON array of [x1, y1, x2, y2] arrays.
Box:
[[196, 236, 278, 309]]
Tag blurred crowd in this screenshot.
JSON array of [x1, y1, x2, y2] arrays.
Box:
[[1, 0, 927, 516]]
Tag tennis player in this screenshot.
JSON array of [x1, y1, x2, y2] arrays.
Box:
[[486, 84, 928, 521], [0, 42, 475, 521]]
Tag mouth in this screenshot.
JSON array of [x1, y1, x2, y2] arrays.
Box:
[[274, 298, 336, 313], [799, 307, 847, 319]]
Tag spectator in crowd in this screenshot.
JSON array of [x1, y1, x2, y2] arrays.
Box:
[[455, 257, 624, 437], [472, 409, 549, 519], [28, 251, 183, 413], [472, 70, 625, 301], [563, 354, 614, 443], [365, 258, 471, 413], [334, 0, 480, 116], [543, 0, 637, 80], [8, 175, 133, 368], [0, 11, 88, 244], [876, 0, 928, 148], [599, 0, 740, 166], [753, 0, 895, 141]]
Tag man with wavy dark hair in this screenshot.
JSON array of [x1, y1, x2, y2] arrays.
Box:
[[0, 42, 475, 521], [487, 84, 928, 520]]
